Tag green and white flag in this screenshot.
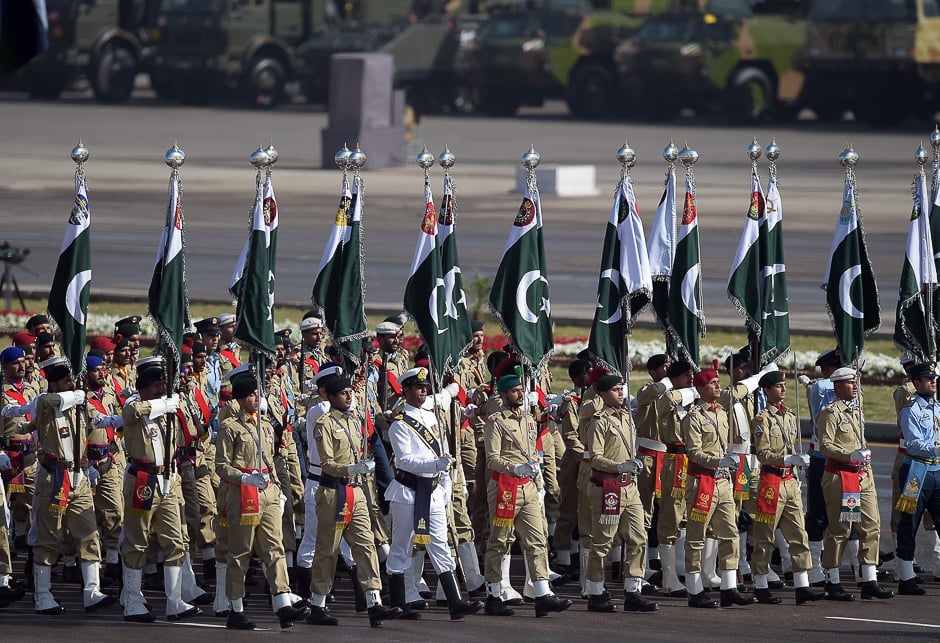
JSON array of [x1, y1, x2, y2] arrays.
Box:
[[333, 176, 368, 363], [147, 168, 190, 363], [665, 173, 705, 366], [47, 165, 92, 377], [312, 178, 351, 329], [929, 175, 940, 333], [823, 175, 880, 365], [758, 172, 791, 365], [588, 176, 652, 375], [230, 169, 278, 357], [489, 178, 554, 374], [647, 163, 677, 358], [727, 169, 763, 336], [894, 171, 936, 361], [435, 176, 473, 373]]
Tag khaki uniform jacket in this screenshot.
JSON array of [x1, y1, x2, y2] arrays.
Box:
[[817, 399, 864, 462], [35, 393, 86, 462], [216, 408, 279, 485], [484, 408, 540, 478], [588, 405, 635, 473], [753, 405, 797, 466], [122, 398, 180, 467], [657, 389, 691, 446], [682, 401, 732, 469], [636, 381, 668, 442], [314, 408, 366, 477]]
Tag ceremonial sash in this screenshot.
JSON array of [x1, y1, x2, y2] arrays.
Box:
[[336, 483, 354, 528], [4, 388, 31, 421], [733, 454, 751, 501], [492, 472, 527, 528], [132, 469, 156, 514], [896, 459, 927, 514], [220, 348, 241, 368], [535, 425, 550, 473], [304, 356, 319, 375], [386, 369, 402, 396], [236, 468, 263, 526], [836, 470, 861, 522], [755, 470, 783, 525], [599, 477, 623, 525], [638, 445, 664, 498], [7, 469, 26, 494], [48, 467, 72, 516], [111, 374, 126, 404], [398, 413, 442, 544], [193, 387, 211, 427], [670, 453, 688, 499], [689, 474, 716, 523]]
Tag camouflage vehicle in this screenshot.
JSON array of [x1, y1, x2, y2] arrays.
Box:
[[456, 1, 662, 117], [613, 0, 808, 122], [21, 0, 158, 102], [797, 0, 940, 126]]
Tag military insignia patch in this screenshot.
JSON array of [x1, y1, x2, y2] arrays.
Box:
[[69, 193, 89, 225], [263, 195, 277, 225], [439, 193, 455, 225], [421, 201, 436, 234], [514, 197, 535, 227]]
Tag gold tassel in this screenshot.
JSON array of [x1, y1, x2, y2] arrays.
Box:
[[493, 517, 514, 529], [689, 509, 709, 523], [754, 513, 776, 525], [655, 489, 662, 499], [413, 534, 432, 545], [8, 484, 25, 494], [895, 496, 918, 515], [599, 515, 619, 525], [671, 487, 685, 500], [218, 516, 229, 527], [48, 504, 67, 516], [734, 490, 750, 501], [240, 514, 261, 526], [839, 511, 860, 523]]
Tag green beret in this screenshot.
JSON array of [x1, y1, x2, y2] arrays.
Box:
[[496, 374, 521, 393], [470, 319, 484, 333], [758, 370, 784, 389], [596, 374, 623, 392]]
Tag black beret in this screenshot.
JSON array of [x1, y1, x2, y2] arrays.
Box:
[[231, 371, 257, 399], [324, 376, 351, 396], [646, 354, 668, 371], [568, 358, 590, 378], [596, 374, 623, 392], [815, 349, 841, 368], [758, 370, 785, 388], [666, 360, 693, 378]]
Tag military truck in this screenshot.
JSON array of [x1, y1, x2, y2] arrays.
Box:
[[613, 0, 808, 122], [21, 0, 158, 102], [797, 0, 940, 126]]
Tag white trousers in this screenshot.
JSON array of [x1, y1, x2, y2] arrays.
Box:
[[387, 500, 454, 576]]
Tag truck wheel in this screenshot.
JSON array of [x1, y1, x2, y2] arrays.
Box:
[[725, 67, 773, 123], [246, 57, 286, 109], [91, 42, 138, 103], [26, 74, 69, 100], [566, 63, 615, 119]]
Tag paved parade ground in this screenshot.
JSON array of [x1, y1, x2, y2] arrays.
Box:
[[0, 94, 931, 331]]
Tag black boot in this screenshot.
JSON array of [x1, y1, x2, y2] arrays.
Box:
[[296, 566, 312, 600], [276, 603, 311, 629], [104, 562, 122, 587], [860, 580, 895, 600], [754, 588, 782, 605], [367, 603, 403, 628], [439, 571, 482, 620], [610, 561, 623, 582], [226, 610, 255, 630], [824, 582, 854, 601], [484, 595, 514, 616], [388, 573, 421, 620], [203, 558, 216, 585], [534, 593, 573, 617], [795, 586, 827, 604], [587, 591, 617, 613], [720, 588, 757, 607], [305, 605, 339, 625], [347, 565, 367, 613], [688, 591, 719, 608], [0, 583, 25, 608], [623, 591, 659, 612], [24, 548, 33, 592], [898, 578, 926, 596], [61, 564, 81, 584]]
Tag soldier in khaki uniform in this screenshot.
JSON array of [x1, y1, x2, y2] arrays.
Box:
[[109, 335, 136, 406], [305, 376, 401, 628], [30, 357, 114, 615], [215, 368, 309, 630], [482, 373, 572, 618], [299, 313, 329, 386], [584, 374, 658, 613], [655, 360, 696, 596], [0, 347, 38, 554], [553, 359, 590, 574], [11, 332, 42, 399], [681, 369, 754, 609], [120, 357, 199, 623], [456, 321, 488, 497], [817, 366, 894, 601], [216, 313, 241, 393], [750, 371, 825, 605], [471, 350, 507, 557]]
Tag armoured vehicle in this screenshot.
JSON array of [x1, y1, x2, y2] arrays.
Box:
[[21, 0, 158, 102], [613, 0, 808, 122], [797, 0, 940, 126]]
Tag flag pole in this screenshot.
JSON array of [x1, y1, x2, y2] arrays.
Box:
[[916, 142, 936, 358]]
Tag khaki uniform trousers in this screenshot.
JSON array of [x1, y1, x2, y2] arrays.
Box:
[[751, 476, 812, 575], [576, 460, 593, 549], [822, 468, 880, 568], [180, 463, 217, 552], [637, 452, 659, 531], [121, 474, 185, 569], [275, 453, 297, 553], [586, 481, 646, 582], [460, 424, 477, 502], [10, 458, 36, 529], [364, 474, 389, 544], [450, 461, 474, 544], [484, 479, 550, 583], [310, 484, 381, 596], [684, 477, 739, 573], [471, 439, 490, 551], [224, 483, 290, 600], [215, 482, 230, 560], [32, 469, 100, 566], [0, 513, 10, 574], [657, 455, 686, 545], [553, 450, 581, 551], [93, 460, 124, 552]]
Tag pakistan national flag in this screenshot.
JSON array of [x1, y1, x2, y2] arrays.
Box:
[[148, 169, 189, 362], [435, 176, 473, 373], [758, 173, 791, 365], [588, 176, 652, 375], [727, 169, 763, 336], [47, 166, 91, 377], [894, 171, 936, 361], [489, 179, 554, 373], [930, 176, 940, 334], [230, 170, 278, 357], [823, 175, 880, 365], [647, 163, 677, 358], [312, 178, 351, 330], [666, 173, 705, 366]]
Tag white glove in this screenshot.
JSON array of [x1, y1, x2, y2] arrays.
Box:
[[360, 459, 376, 474], [279, 493, 287, 517], [0, 452, 10, 471], [461, 403, 478, 420], [347, 460, 376, 476], [87, 466, 100, 488], [761, 363, 779, 374], [1, 401, 32, 418], [678, 388, 696, 407], [526, 391, 540, 407], [850, 448, 871, 463], [92, 414, 124, 429], [797, 375, 811, 387], [445, 382, 460, 398], [259, 396, 269, 414], [241, 472, 268, 488], [738, 373, 762, 394], [550, 393, 566, 407], [718, 454, 738, 468], [148, 395, 180, 419], [434, 456, 451, 472], [616, 459, 642, 475], [659, 377, 674, 392], [58, 390, 85, 412], [513, 462, 539, 477], [544, 403, 559, 417], [784, 453, 810, 467]]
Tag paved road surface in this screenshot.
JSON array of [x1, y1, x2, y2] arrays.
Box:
[[0, 95, 927, 334]]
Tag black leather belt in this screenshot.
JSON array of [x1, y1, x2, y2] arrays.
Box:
[[395, 469, 440, 491]]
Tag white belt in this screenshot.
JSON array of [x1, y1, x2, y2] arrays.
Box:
[[637, 437, 667, 453], [307, 463, 322, 476], [899, 439, 906, 449], [729, 444, 750, 455]]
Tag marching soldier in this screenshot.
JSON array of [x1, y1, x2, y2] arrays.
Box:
[[217, 313, 241, 380], [195, 317, 223, 413], [305, 375, 402, 628], [30, 356, 115, 615], [25, 314, 52, 336], [895, 361, 940, 595], [109, 334, 136, 405], [11, 332, 42, 397], [120, 357, 200, 623], [455, 320, 488, 500], [584, 374, 658, 613], [553, 359, 589, 575], [385, 367, 482, 620], [299, 313, 328, 384], [113, 316, 143, 360], [215, 367, 310, 630], [35, 332, 57, 362], [816, 367, 894, 601], [681, 368, 754, 609], [482, 373, 572, 618], [750, 371, 826, 605], [1, 346, 38, 554]]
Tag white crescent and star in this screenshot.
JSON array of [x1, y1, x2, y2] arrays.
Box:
[[65, 270, 92, 325], [516, 270, 550, 324], [429, 277, 448, 333], [838, 264, 864, 319], [596, 268, 622, 325], [680, 265, 701, 318]]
